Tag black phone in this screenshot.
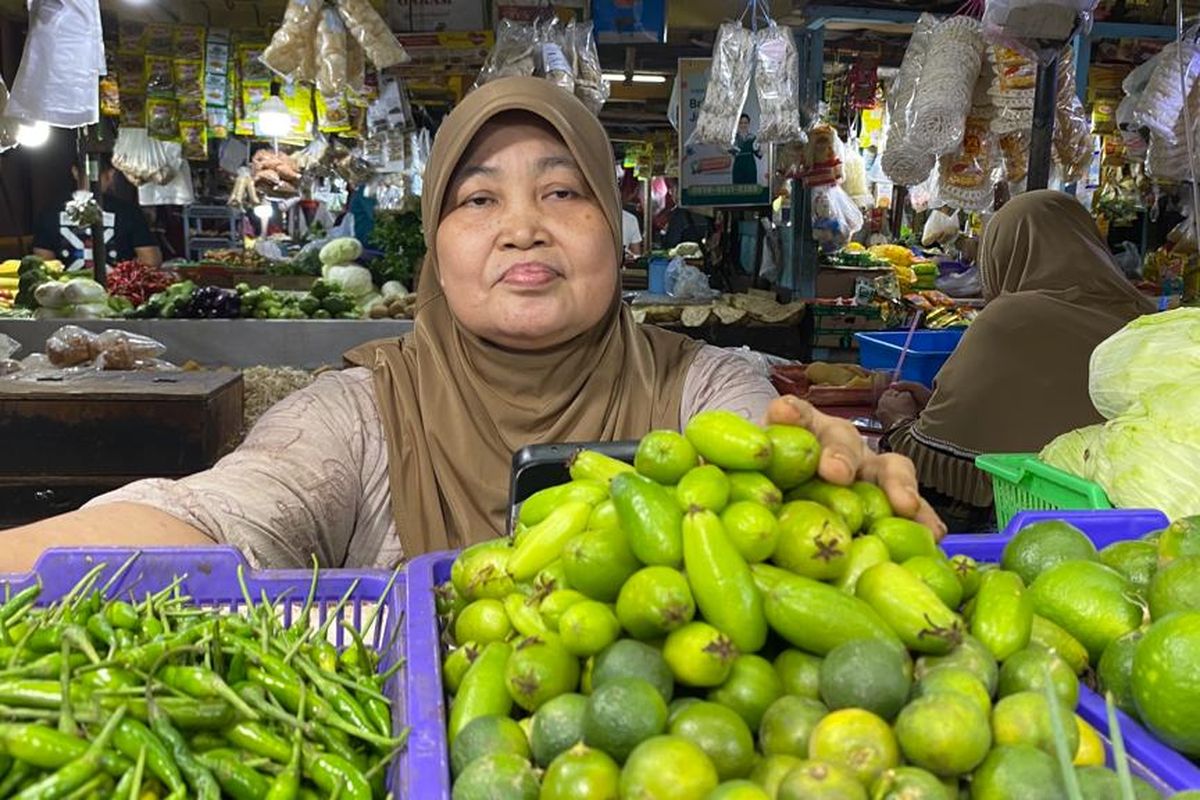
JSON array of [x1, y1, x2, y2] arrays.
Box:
[[507, 440, 639, 536]]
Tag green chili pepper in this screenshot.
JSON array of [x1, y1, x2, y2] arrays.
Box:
[[148, 700, 219, 800], [248, 668, 395, 750], [221, 722, 291, 763], [302, 751, 371, 800], [75, 666, 139, 692], [156, 666, 259, 721], [10, 706, 125, 800], [196, 749, 272, 800], [358, 691, 391, 740], [310, 641, 338, 675], [103, 601, 139, 632], [0, 759, 35, 797], [0, 724, 130, 777], [292, 658, 376, 736], [265, 735, 301, 800], [111, 717, 186, 796], [112, 745, 144, 800], [0, 586, 41, 624], [140, 617, 163, 641], [1, 652, 88, 680], [57, 771, 111, 800], [187, 733, 227, 753], [114, 623, 212, 671], [84, 617, 114, 650], [102, 697, 234, 732], [226, 650, 247, 686]]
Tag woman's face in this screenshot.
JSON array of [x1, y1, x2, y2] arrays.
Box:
[[436, 116, 617, 351]]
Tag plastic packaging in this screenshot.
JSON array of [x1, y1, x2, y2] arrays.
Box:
[[91, 329, 168, 370], [112, 127, 177, 186], [690, 22, 756, 146], [937, 115, 998, 211], [572, 21, 609, 114], [0, 333, 19, 362], [754, 24, 804, 144], [316, 7, 349, 99], [666, 258, 719, 300], [811, 183, 864, 252], [982, 0, 1096, 58], [842, 143, 871, 204], [45, 325, 97, 367], [1132, 40, 1200, 142], [5, 0, 105, 128], [336, 0, 411, 69], [540, 18, 575, 93], [0, 77, 17, 152], [476, 19, 538, 85], [1054, 52, 1093, 185], [922, 208, 961, 246], [998, 130, 1030, 182], [138, 143, 195, 206], [261, 0, 323, 80], [909, 17, 986, 156]]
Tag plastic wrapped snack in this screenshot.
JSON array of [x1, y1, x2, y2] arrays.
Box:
[[1054, 55, 1093, 185], [690, 22, 755, 147], [336, 0, 410, 70], [754, 24, 804, 144], [91, 329, 168, 371], [347, 38, 366, 97], [998, 130, 1029, 183], [887, 14, 938, 142], [112, 127, 178, 186], [262, 0, 322, 80], [316, 7, 349, 99], [811, 183, 864, 252], [909, 16, 986, 156], [538, 18, 576, 93], [476, 20, 538, 86], [46, 325, 97, 368], [572, 21, 608, 114], [1133, 40, 1200, 143]]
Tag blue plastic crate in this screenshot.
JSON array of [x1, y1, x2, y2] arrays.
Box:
[[855, 328, 966, 386]]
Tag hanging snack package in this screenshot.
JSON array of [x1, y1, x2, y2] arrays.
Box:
[[99, 73, 120, 118], [120, 93, 146, 128], [1054, 55, 1093, 185], [804, 123, 844, 185], [690, 21, 755, 146], [262, 0, 323, 80], [174, 26, 205, 61], [146, 97, 181, 141], [477, 20, 538, 86], [1133, 40, 1200, 142], [908, 16, 985, 155], [119, 20, 145, 52], [880, 13, 938, 186], [998, 130, 1029, 183], [347, 39, 367, 99], [144, 55, 174, 96], [540, 18, 576, 93], [336, 0, 410, 70], [811, 183, 864, 252], [180, 121, 208, 161], [316, 7, 349, 99], [144, 23, 172, 55], [572, 21, 608, 114], [754, 24, 804, 144], [938, 116, 996, 211]]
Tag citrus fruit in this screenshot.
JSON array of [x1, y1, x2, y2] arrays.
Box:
[[894, 692, 991, 777], [1149, 555, 1200, 619], [1073, 765, 1161, 800], [636, 430, 699, 485], [911, 666, 992, 715], [819, 638, 911, 721], [1001, 520, 1098, 586], [749, 755, 804, 797], [969, 745, 1063, 800], [451, 539, 517, 601], [727, 472, 784, 511], [706, 779, 771, 800], [541, 744, 621, 800], [1098, 540, 1158, 595], [1029, 614, 1090, 676], [708, 654, 784, 731], [616, 567, 696, 640], [991, 691, 1079, 758], [915, 635, 999, 695], [591, 639, 674, 703], [872, 766, 955, 800], [1156, 516, 1200, 565], [1029, 561, 1143, 663], [1132, 611, 1200, 755], [668, 697, 703, 726], [677, 465, 733, 513], [764, 424, 821, 490], [559, 601, 621, 658], [758, 695, 828, 758], [530, 692, 588, 767], [1097, 627, 1145, 718], [1073, 717, 1105, 767], [451, 715, 531, 777], [563, 528, 641, 603], [774, 649, 823, 700], [583, 677, 668, 763], [669, 701, 757, 781], [807, 708, 901, 787], [455, 598, 512, 645], [619, 735, 719, 799], [777, 760, 868, 800], [997, 646, 1079, 708], [540, 589, 588, 631], [950, 555, 982, 601], [721, 501, 780, 563], [451, 752, 539, 800], [664, 621, 739, 688], [902, 556, 964, 610], [774, 501, 852, 580], [505, 635, 581, 712], [850, 481, 893, 530]]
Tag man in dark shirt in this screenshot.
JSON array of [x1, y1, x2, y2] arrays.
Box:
[[32, 161, 162, 268]]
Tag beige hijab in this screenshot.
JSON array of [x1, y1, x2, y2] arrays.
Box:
[[913, 190, 1155, 459], [347, 78, 701, 558]]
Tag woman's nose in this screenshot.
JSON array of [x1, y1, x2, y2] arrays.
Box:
[[498, 199, 549, 249]]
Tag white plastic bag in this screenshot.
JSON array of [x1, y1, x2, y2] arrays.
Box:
[[922, 208, 961, 247], [139, 143, 195, 206], [811, 184, 864, 252], [6, 0, 104, 128], [112, 128, 177, 186]]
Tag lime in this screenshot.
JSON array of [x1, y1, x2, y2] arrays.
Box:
[[583, 677, 668, 763], [774, 501, 852, 580], [1132, 612, 1200, 755], [559, 601, 621, 658], [749, 755, 804, 797], [669, 701, 757, 781], [540, 589, 588, 632], [850, 482, 893, 530], [1073, 717, 1105, 768], [758, 695, 828, 758], [727, 472, 784, 512], [505, 635, 581, 713], [664, 622, 738, 688], [636, 430, 700, 485], [912, 666, 992, 716], [950, 555, 983, 601], [451, 715, 531, 777], [1156, 516, 1200, 565], [774, 649, 823, 700], [819, 638, 911, 721], [1029, 561, 1143, 663], [1098, 540, 1158, 595], [894, 692, 991, 777], [807, 708, 901, 787], [668, 697, 703, 726], [764, 424, 821, 490], [708, 654, 784, 731], [677, 465, 732, 513], [997, 646, 1079, 708], [721, 501, 780, 563], [902, 556, 964, 610], [872, 767, 954, 800], [541, 744, 621, 800], [450, 753, 539, 800], [530, 692, 588, 767], [620, 735, 719, 799], [1149, 556, 1200, 619], [969, 746, 1063, 800], [1073, 765, 1162, 800], [777, 760, 868, 800], [1097, 627, 1145, 718], [451, 539, 517, 601], [991, 691, 1079, 758], [591, 639, 674, 703], [915, 635, 999, 695], [706, 779, 771, 799], [563, 528, 641, 603], [616, 567, 696, 640], [1001, 520, 1098, 586], [455, 598, 512, 646]]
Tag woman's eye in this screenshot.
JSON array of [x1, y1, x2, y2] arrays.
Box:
[[548, 188, 578, 200], [463, 195, 493, 208]]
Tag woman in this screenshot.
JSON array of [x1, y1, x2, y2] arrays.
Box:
[[877, 190, 1156, 529], [5, 78, 938, 570], [730, 114, 762, 186]]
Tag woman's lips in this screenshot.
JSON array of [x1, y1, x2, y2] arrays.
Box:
[[499, 262, 560, 287]]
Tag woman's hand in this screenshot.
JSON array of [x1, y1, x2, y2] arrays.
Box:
[[875, 381, 933, 430], [765, 395, 947, 539]]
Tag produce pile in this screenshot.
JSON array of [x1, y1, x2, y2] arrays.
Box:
[[437, 412, 1181, 799], [0, 558, 405, 798]]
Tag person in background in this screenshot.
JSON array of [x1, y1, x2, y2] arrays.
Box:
[[876, 190, 1156, 530], [622, 207, 643, 257], [730, 114, 762, 186], [33, 157, 162, 268]]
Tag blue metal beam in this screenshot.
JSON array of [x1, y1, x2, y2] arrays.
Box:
[[801, 4, 925, 29]]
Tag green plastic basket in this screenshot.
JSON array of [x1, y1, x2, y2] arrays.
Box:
[[975, 453, 1113, 529]]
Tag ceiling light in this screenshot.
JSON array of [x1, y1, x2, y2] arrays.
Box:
[[256, 96, 293, 139], [602, 72, 669, 84], [15, 120, 49, 148]]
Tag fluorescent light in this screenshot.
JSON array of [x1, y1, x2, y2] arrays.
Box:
[[15, 120, 49, 148], [602, 72, 668, 84], [256, 96, 293, 139]]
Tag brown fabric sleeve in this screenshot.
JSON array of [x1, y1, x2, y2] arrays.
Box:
[[680, 346, 779, 427]]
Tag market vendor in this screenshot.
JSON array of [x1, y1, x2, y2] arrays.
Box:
[[3, 78, 941, 570], [876, 190, 1156, 530]]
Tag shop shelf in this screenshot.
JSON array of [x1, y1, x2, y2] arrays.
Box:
[[0, 547, 408, 795], [976, 453, 1113, 529], [854, 328, 965, 387]]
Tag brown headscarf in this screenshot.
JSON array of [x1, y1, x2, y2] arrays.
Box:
[[347, 77, 701, 558], [894, 190, 1155, 504]]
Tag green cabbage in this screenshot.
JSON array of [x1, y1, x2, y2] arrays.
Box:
[[319, 237, 363, 267], [1089, 308, 1200, 419], [1039, 424, 1105, 480], [323, 264, 375, 299]]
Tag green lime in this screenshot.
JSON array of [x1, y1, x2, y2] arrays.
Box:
[[969, 745, 1063, 800], [563, 528, 641, 603], [902, 556, 964, 610], [777, 760, 867, 800], [669, 701, 757, 781], [1001, 520, 1098, 587], [1156, 516, 1200, 565], [871, 767, 954, 800], [708, 654, 784, 731], [636, 430, 700, 485], [505, 635, 581, 713], [721, 501, 780, 564], [912, 666, 992, 716], [819, 638, 911, 721], [807, 708, 901, 787], [668, 697, 703, 726], [616, 567, 696, 640], [530, 692, 588, 768], [620, 735, 719, 799], [706, 779, 771, 799], [774, 649, 823, 700], [894, 692, 991, 777], [559, 601, 621, 658], [451, 539, 517, 601], [1073, 765, 1162, 800], [454, 598, 512, 646], [591, 639, 674, 703], [540, 744, 621, 800], [450, 753, 538, 800], [1132, 611, 1200, 755], [758, 695, 828, 758], [1098, 540, 1158, 596], [451, 715, 531, 777], [664, 621, 738, 688], [583, 677, 669, 763], [1097, 628, 1145, 718], [1149, 555, 1200, 619], [749, 755, 804, 797], [997, 646, 1079, 708], [677, 465, 733, 513], [991, 691, 1079, 757], [764, 424, 821, 490], [915, 635, 999, 695], [1030, 561, 1143, 663]]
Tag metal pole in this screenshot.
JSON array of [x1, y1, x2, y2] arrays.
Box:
[[642, 176, 652, 253], [1027, 53, 1060, 191]]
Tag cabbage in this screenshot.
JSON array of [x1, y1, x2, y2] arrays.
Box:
[[1039, 424, 1105, 481], [324, 265, 375, 299], [1089, 308, 1200, 419], [68, 302, 114, 319], [381, 281, 408, 301], [319, 237, 363, 267], [33, 281, 67, 309], [62, 277, 107, 306]]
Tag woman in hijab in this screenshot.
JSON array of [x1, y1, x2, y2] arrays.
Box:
[[877, 190, 1156, 529], [4, 78, 939, 570]]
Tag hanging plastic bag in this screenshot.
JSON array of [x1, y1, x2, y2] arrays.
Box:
[[811, 184, 863, 252], [336, 0, 410, 70], [6, 0, 104, 127], [1132, 39, 1200, 143], [538, 18, 576, 93], [754, 24, 804, 144], [476, 20, 538, 87], [908, 17, 986, 156], [0, 77, 20, 152], [112, 128, 177, 186], [922, 208, 961, 247], [261, 0, 322, 81], [841, 143, 871, 205], [572, 21, 609, 114], [689, 22, 755, 147], [138, 142, 195, 206], [316, 8, 349, 99]]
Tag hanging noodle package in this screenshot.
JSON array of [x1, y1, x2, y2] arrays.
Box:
[[754, 24, 804, 144], [690, 21, 755, 147]]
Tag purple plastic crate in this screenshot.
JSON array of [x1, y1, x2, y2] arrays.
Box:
[[0, 547, 409, 795], [403, 550, 456, 800]]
